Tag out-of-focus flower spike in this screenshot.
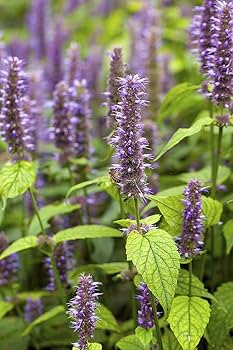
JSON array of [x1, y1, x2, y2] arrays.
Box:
[[24, 298, 43, 322], [0, 233, 19, 286], [65, 42, 80, 87]]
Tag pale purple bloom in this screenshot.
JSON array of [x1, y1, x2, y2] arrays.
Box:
[[67, 274, 101, 350], [0, 233, 19, 286], [136, 282, 153, 329], [65, 42, 80, 87], [106, 47, 124, 127], [70, 79, 91, 160], [178, 179, 204, 258], [0, 57, 34, 159], [24, 298, 43, 322], [111, 74, 151, 199]]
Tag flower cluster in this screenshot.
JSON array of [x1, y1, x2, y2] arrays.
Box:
[[67, 274, 101, 350], [0, 57, 34, 159], [24, 298, 43, 322], [111, 74, 151, 199], [178, 179, 204, 258], [0, 233, 19, 286], [106, 47, 124, 127], [136, 282, 153, 329]]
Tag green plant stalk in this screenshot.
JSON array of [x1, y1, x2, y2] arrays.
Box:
[[29, 187, 66, 306], [212, 126, 223, 198], [29, 188, 46, 235], [134, 197, 140, 230], [189, 260, 192, 298], [150, 292, 164, 350]]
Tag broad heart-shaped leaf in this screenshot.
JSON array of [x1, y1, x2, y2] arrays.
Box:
[[54, 225, 121, 244], [0, 301, 14, 320], [126, 230, 180, 316], [162, 330, 183, 350], [22, 305, 65, 335], [207, 282, 233, 349], [116, 335, 145, 350], [146, 195, 183, 235], [0, 236, 38, 260], [154, 117, 213, 161], [176, 269, 213, 300], [70, 262, 128, 280], [178, 166, 230, 186], [223, 219, 233, 254], [202, 197, 222, 227], [28, 202, 81, 235], [88, 344, 102, 350], [158, 83, 200, 122], [168, 296, 210, 350], [96, 304, 119, 332], [135, 327, 153, 347], [0, 161, 35, 202], [66, 176, 108, 197], [114, 214, 161, 228]]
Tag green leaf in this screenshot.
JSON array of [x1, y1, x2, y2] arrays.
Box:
[[168, 296, 210, 350], [0, 236, 38, 260], [135, 327, 153, 347], [66, 176, 108, 197], [158, 83, 200, 121], [116, 335, 145, 350], [0, 301, 14, 320], [17, 291, 50, 300], [96, 304, 119, 332], [88, 344, 102, 350], [28, 202, 81, 235], [126, 229, 180, 316], [202, 197, 222, 227], [176, 269, 213, 299], [223, 220, 233, 254], [22, 305, 65, 335], [207, 283, 233, 349], [114, 214, 161, 228], [147, 195, 183, 235], [162, 330, 183, 350], [70, 262, 128, 279], [0, 161, 36, 206], [178, 166, 230, 185], [154, 117, 213, 161], [54, 225, 122, 244]]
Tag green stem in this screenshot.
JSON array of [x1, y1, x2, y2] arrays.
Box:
[[212, 126, 223, 199], [119, 189, 125, 218], [29, 188, 46, 235], [134, 198, 140, 230], [51, 254, 67, 306], [150, 293, 164, 350], [189, 261, 192, 298]]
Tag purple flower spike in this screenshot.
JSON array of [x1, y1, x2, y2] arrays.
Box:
[[67, 274, 101, 350], [0, 233, 19, 286], [136, 282, 153, 329], [70, 79, 91, 160], [0, 57, 34, 160], [111, 74, 151, 199], [107, 47, 124, 127], [52, 81, 73, 163], [66, 42, 80, 87], [211, 1, 233, 109], [179, 179, 204, 258], [24, 298, 43, 322]]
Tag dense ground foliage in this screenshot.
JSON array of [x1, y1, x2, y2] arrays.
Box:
[[0, 0, 232, 349]]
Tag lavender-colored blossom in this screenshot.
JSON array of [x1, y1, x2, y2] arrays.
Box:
[[106, 47, 124, 127], [65, 42, 80, 87], [178, 179, 204, 258], [210, 1, 233, 109], [47, 17, 66, 93], [0, 57, 34, 159], [44, 243, 70, 291], [70, 79, 91, 160], [7, 39, 30, 61], [27, 0, 50, 60], [24, 298, 43, 322], [67, 274, 101, 350], [111, 74, 151, 199], [52, 81, 73, 163], [216, 114, 232, 127], [0, 233, 19, 286], [83, 47, 103, 100], [136, 282, 153, 329], [64, 0, 85, 14]]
